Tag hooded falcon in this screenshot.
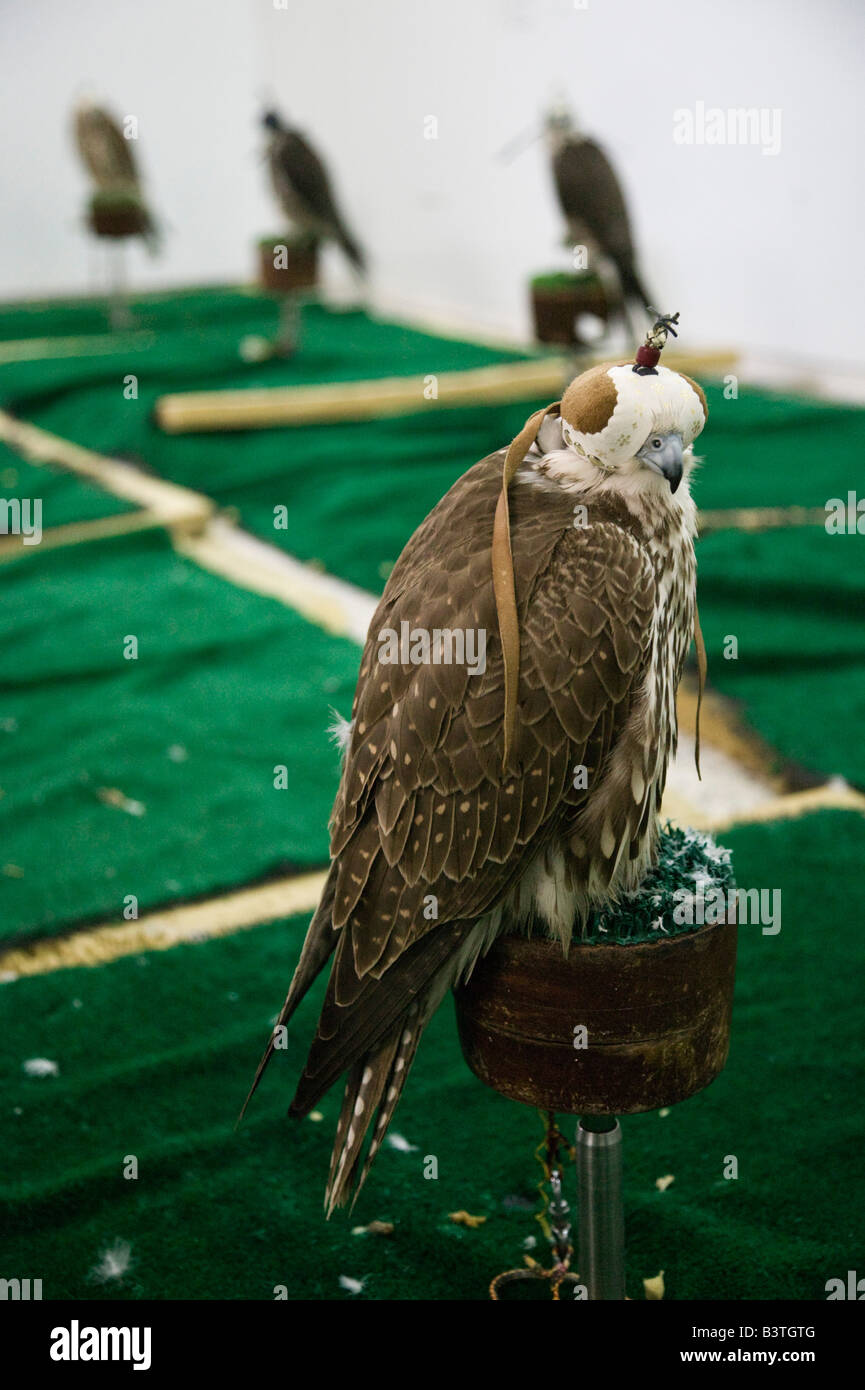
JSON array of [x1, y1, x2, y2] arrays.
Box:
[[73, 101, 158, 249], [262, 110, 365, 274], [245, 314, 708, 1214], [546, 105, 653, 335]]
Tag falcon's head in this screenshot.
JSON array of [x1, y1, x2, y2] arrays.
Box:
[[493, 335, 707, 761], [545, 100, 577, 138], [261, 110, 284, 133], [533, 360, 708, 497], [562, 360, 707, 491]]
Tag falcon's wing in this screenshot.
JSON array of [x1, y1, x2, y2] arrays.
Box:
[[249, 454, 655, 1208], [552, 137, 636, 264], [270, 128, 365, 270], [74, 108, 139, 190], [271, 129, 344, 228]]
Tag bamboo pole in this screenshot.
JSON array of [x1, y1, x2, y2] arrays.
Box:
[[154, 350, 739, 434]]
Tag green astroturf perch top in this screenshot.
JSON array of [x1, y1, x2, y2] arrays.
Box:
[[586, 823, 735, 943]]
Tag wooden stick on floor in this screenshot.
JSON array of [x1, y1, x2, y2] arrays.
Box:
[[154, 351, 739, 434]]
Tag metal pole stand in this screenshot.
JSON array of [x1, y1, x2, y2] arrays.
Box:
[[453, 917, 737, 1299], [106, 241, 133, 332], [275, 293, 301, 356], [576, 1115, 625, 1300]]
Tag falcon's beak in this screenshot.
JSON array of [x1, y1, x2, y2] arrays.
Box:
[[637, 432, 684, 493]]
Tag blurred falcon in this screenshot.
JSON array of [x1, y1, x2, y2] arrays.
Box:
[[546, 104, 653, 334], [245, 317, 708, 1214], [262, 110, 365, 273], [73, 101, 157, 247]]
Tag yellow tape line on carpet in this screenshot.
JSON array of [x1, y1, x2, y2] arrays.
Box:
[[699, 504, 827, 535], [4, 786, 864, 982], [0, 506, 180, 562], [0, 870, 328, 981], [0, 410, 375, 639], [706, 782, 865, 833], [676, 683, 787, 789], [0, 331, 157, 364], [0, 410, 212, 529], [175, 516, 375, 644]]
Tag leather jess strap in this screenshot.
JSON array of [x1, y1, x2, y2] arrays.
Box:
[[492, 402, 560, 770]]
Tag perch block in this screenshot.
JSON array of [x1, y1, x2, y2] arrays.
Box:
[[88, 193, 150, 240], [258, 236, 319, 293], [530, 272, 610, 349], [454, 917, 737, 1115]]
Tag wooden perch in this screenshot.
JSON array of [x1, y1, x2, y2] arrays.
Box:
[[154, 350, 738, 434]]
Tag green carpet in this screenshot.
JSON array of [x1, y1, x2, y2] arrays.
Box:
[[0, 529, 358, 944], [0, 440, 134, 532], [696, 525, 865, 783], [0, 285, 273, 343], [1, 288, 861, 924], [1, 808, 861, 1301], [1, 291, 860, 582], [2, 289, 863, 788], [1, 287, 862, 1302], [0, 296, 538, 594]]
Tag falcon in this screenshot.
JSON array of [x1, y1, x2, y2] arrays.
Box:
[[245, 316, 708, 1214], [262, 110, 365, 273], [73, 101, 158, 248], [546, 105, 654, 336]]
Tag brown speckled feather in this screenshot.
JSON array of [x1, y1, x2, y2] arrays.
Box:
[[248, 448, 660, 1209], [74, 106, 141, 191], [552, 136, 652, 305]]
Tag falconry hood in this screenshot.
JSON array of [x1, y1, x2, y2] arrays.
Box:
[[492, 311, 709, 769], [559, 359, 707, 472]]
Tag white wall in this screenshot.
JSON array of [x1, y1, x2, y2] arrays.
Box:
[[0, 0, 268, 299], [1, 0, 863, 369], [254, 0, 865, 368]]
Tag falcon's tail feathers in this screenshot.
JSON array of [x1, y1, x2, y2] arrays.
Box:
[[616, 257, 652, 314], [334, 222, 366, 275], [237, 866, 338, 1125], [324, 1002, 425, 1217], [287, 919, 470, 1122]]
